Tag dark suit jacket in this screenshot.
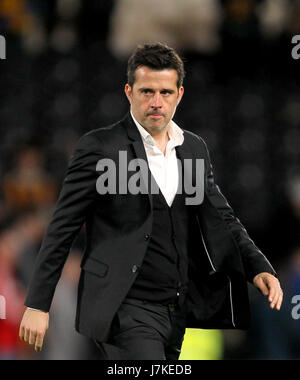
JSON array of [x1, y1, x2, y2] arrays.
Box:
[[25, 113, 276, 341]]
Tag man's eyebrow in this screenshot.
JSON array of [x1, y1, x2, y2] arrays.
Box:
[[138, 87, 154, 92], [161, 88, 175, 93], [138, 88, 175, 93]]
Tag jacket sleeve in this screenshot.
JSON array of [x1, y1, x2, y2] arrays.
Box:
[[199, 136, 277, 283], [25, 134, 101, 311]]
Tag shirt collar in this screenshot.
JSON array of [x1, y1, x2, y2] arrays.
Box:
[[130, 111, 184, 148]]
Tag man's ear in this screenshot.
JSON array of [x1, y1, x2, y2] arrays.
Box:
[[124, 84, 132, 104], [177, 86, 184, 105]]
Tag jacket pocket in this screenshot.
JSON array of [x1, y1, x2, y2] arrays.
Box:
[[81, 257, 108, 278]]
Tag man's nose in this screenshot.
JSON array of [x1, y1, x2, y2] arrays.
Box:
[[151, 93, 163, 108]]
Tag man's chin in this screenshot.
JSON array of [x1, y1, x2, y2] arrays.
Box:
[[148, 124, 167, 133], [147, 119, 168, 131]]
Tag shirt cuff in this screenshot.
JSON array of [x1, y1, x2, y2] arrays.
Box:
[[27, 307, 46, 312]]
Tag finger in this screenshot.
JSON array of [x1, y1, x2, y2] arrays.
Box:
[[269, 284, 280, 308], [35, 333, 44, 352], [275, 295, 282, 311], [270, 284, 282, 309], [258, 278, 269, 296], [19, 325, 25, 340], [268, 282, 276, 303], [270, 292, 278, 308], [29, 330, 37, 346], [276, 290, 283, 311], [24, 328, 30, 342]]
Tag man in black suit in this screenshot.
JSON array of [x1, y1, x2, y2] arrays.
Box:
[[19, 43, 283, 360]]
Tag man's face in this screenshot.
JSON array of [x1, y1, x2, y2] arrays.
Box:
[[125, 66, 184, 134]]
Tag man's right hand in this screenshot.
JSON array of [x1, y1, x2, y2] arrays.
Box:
[[19, 308, 49, 352]]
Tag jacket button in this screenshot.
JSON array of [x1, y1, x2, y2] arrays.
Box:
[[132, 265, 139, 273], [144, 234, 150, 241]]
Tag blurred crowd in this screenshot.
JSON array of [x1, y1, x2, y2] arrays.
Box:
[[0, 0, 299, 360]]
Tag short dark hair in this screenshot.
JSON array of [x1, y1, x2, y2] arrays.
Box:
[[127, 42, 185, 89]]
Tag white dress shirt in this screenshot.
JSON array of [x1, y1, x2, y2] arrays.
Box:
[[131, 112, 184, 207]]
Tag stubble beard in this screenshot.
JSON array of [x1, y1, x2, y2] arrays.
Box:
[[143, 115, 170, 134]]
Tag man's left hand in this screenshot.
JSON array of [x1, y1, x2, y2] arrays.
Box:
[[253, 272, 283, 311]]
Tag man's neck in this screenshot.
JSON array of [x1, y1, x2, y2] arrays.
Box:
[[154, 131, 170, 155]]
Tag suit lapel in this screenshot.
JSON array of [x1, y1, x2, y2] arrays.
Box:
[[121, 113, 153, 210], [175, 140, 195, 198]]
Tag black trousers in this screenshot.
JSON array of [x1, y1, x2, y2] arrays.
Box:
[[95, 297, 187, 360]]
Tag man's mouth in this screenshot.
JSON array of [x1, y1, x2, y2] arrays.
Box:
[[148, 113, 163, 119]]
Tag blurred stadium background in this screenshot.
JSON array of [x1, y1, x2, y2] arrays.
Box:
[[0, 0, 299, 360]]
